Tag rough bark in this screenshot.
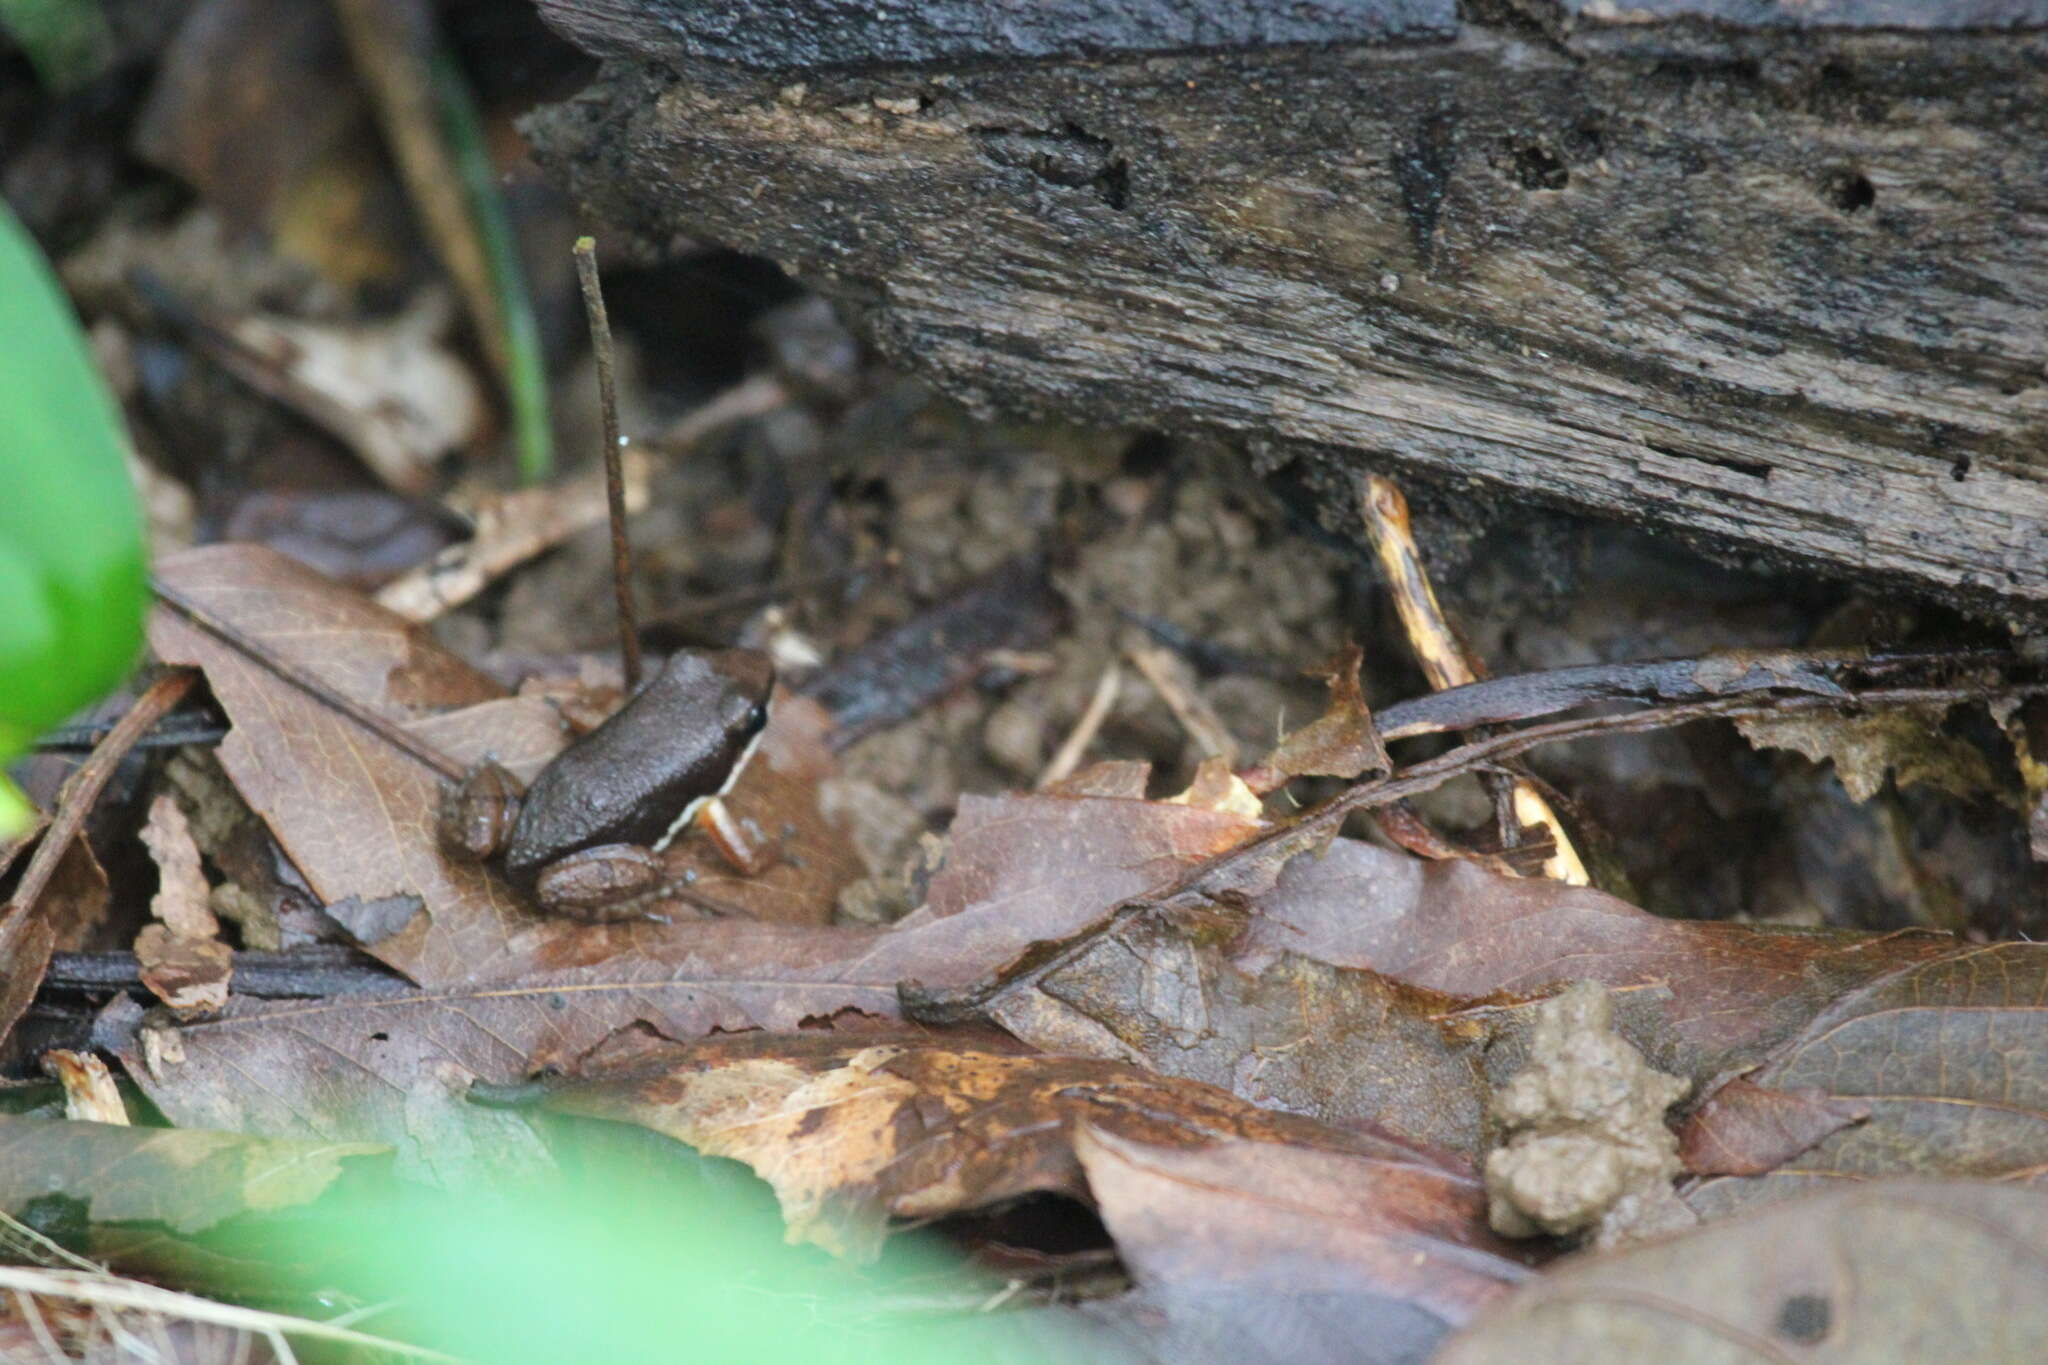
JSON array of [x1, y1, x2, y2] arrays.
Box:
[[526, 1, 2048, 615]]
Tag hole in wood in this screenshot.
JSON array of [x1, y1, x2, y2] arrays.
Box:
[[1509, 144, 1569, 190], [1822, 168, 1875, 214], [1645, 440, 1769, 480]]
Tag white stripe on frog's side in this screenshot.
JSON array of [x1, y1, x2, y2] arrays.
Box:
[[652, 717, 768, 852]]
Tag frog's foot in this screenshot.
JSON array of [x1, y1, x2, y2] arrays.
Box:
[[437, 757, 523, 861], [696, 797, 780, 877]]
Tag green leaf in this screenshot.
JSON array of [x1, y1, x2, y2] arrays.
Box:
[[430, 47, 553, 483], [0, 0, 111, 92], [0, 201, 147, 822]]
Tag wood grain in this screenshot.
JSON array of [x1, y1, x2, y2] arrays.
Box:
[[527, 3, 2048, 611]]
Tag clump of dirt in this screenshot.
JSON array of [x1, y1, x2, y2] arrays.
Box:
[[1483, 980, 1693, 1248]]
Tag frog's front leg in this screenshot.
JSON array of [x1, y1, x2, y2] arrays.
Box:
[[692, 796, 779, 877]]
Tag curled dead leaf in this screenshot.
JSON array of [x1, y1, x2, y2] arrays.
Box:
[[526, 1031, 1522, 1290], [1262, 642, 1390, 783], [1736, 702, 1995, 804]]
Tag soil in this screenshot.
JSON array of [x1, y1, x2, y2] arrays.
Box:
[[442, 307, 2047, 936]]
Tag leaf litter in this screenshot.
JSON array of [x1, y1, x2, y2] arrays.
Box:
[[505, 1028, 1538, 1364], [10, 214, 2048, 1365], [55, 536, 2048, 1358]]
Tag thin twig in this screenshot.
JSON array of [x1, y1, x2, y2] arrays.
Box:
[[31, 716, 228, 753], [333, 0, 553, 481], [19, 1292, 63, 1361], [2, 670, 198, 926], [1323, 683, 2045, 850], [1373, 646, 2007, 740], [44, 946, 407, 1000], [574, 235, 643, 693], [904, 677, 2048, 1021], [150, 579, 466, 782], [0, 1265, 455, 1361], [0, 1209, 103, 1274], [655, 372, 790, 452], [1359, 472, 1589, 883], [1125, 643, 1238, 765], [1038, 663, 1122, 788]]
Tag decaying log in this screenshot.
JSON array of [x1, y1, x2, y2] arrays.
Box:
[[526, 1, 2048, 615]]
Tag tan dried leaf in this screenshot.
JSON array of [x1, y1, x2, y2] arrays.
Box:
[[1264, 643, 1390, 781], [42, 1051, 128, 1126], [134, 925, 234, 1016], [138, 795, 218, 941], [1736, 702, 1994, 803], [533, 1030, 1528, 1302], [1164, 755, 1264, 820]]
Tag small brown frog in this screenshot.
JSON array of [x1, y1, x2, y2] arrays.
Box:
[[438, 649, 776, 920]]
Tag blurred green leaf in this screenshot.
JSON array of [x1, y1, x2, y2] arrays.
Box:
[[317, 1118, 1103, 1364], [0, 200, 147, 830], [0, 0, 111, 92], [431, 47, 553, 484]]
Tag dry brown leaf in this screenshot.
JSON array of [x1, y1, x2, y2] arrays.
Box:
[[0, 821, 110, 1050], [43, 1051, 128, 1125], [1682, 941, 2048, 1216], [1164, 756, 1264, 820], [940, 895, 1496, 1158], [110, 792, 1260, 1168], [372, 452, 652, 622], [1262, 642, 1390, 782], [524, 1030, 1536, 1363], [136, 796, 232, 1014], [149, 544, 571, 985], [134, 927, 235, 1017], [1676, 1077, 1870, 1179], [1240, 836, 1957, 1073], [530, 1031, 1524, 1289], [109, 923, 900, 1173], [902, 789, 1259, 928], [912, 828, 2048, 1195], [1436, 1181, 2048, 1364], [217, 301, 485, 492], [1736, 702, 1996, 803], [1075, 1124, 1534, 1365], [138, 796, 216, 941]]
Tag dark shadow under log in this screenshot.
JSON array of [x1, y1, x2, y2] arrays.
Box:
[[525, 1, 2048, 616]]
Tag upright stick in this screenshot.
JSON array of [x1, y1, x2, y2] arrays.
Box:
[[573, 236, 644, 692]]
